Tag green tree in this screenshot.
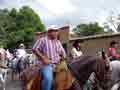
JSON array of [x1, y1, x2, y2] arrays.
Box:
[[0, 6, 45, 49], [0, 8, 10, 48], [73, 23, 104, 36]]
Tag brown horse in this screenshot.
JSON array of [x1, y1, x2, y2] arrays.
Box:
[[20, 51, 112, 90], [68, 52, 112, 90]]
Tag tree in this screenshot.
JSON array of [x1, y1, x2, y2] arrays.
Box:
[[0, 8, 11, 48], [0, 6, 45, 49], [73, 23, 104, 36], [103, 12, 120, 33], [116, 15, 120, 32]]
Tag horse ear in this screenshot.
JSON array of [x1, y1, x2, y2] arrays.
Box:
[[101, 51, 106, 60]]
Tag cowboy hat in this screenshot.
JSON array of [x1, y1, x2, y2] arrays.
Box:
[[47, 25, 60, 32]]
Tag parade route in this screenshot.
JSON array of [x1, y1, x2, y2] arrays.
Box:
[[0, 73, 22, 90], [5, 79, 22, 90]]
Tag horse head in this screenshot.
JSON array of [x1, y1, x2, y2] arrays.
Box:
[[95, 51, 112, 90]]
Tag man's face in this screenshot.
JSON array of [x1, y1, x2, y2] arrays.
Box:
[[48, 30, 59, 39]]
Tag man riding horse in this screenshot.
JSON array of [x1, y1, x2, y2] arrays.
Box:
[[32, 25, 66, 90], [16, 43, 27, 59], [21, 25, 112, 90]]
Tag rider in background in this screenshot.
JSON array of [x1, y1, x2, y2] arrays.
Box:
[[15, 43, 27, 74], [71, 40, 83, 59], [16, 43, 27, 59], [108, 40, 120, 61]]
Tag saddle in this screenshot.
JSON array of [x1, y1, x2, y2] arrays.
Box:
[[20, 60, 75, 90], [55, 60, 75, 90]]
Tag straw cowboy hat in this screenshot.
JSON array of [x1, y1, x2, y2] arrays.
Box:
[[47, 25, 60, 32]]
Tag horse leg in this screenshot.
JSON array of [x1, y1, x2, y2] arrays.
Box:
[[11, 71, 16, 80], [11, 71, 14, 80], [0, 74, 5, 90], [2, 81, 5, 90]]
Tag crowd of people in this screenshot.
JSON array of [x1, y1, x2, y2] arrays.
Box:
[[0, 43, 34, 80]]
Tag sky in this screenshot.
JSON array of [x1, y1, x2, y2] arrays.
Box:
[[0, 0, 120, 28]]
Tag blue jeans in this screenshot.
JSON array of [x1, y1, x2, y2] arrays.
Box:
[[41, 64, 53, 90]]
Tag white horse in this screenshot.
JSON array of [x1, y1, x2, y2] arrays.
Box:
[[0, 48, 9, 90], [8, 52, 36, 80], [0, 66, 9, 90], [86, 60, 120, 90], [110, 61, 120, 90], [25, 53, 36, 67]]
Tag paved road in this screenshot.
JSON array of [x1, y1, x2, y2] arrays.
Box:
[[5, 79, 22, 90], [0, 73, 22, 90]]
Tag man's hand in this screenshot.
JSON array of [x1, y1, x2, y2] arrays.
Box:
[[42, 56, 51, 65], [34, 49, 51, 65]]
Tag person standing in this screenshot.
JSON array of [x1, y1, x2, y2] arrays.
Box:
[[32, 25, 66, 90], [71, 40, 83, 59], [108, 41, 120, 61], [16, 43, 27, 59]]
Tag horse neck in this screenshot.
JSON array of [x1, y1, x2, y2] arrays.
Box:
[[80, 59, 96, 85], [94, 58, 108, 81], [70, 56, 96, 85]]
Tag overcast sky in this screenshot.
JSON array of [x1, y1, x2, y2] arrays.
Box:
[[0, 0, 120, 28]]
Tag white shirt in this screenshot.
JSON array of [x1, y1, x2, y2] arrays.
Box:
[[16, 49, 27, 58], [71, 47, 83, 59]]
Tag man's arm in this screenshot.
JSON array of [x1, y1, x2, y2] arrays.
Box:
[[32, 39, 51, 64]]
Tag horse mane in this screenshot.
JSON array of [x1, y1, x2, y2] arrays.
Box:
[[68, 56, 98, 85]]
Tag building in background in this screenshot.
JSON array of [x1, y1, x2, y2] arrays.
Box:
[[70, 32, 120, 56]]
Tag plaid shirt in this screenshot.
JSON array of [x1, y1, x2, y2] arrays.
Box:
[[32, 37, 66, 64]]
